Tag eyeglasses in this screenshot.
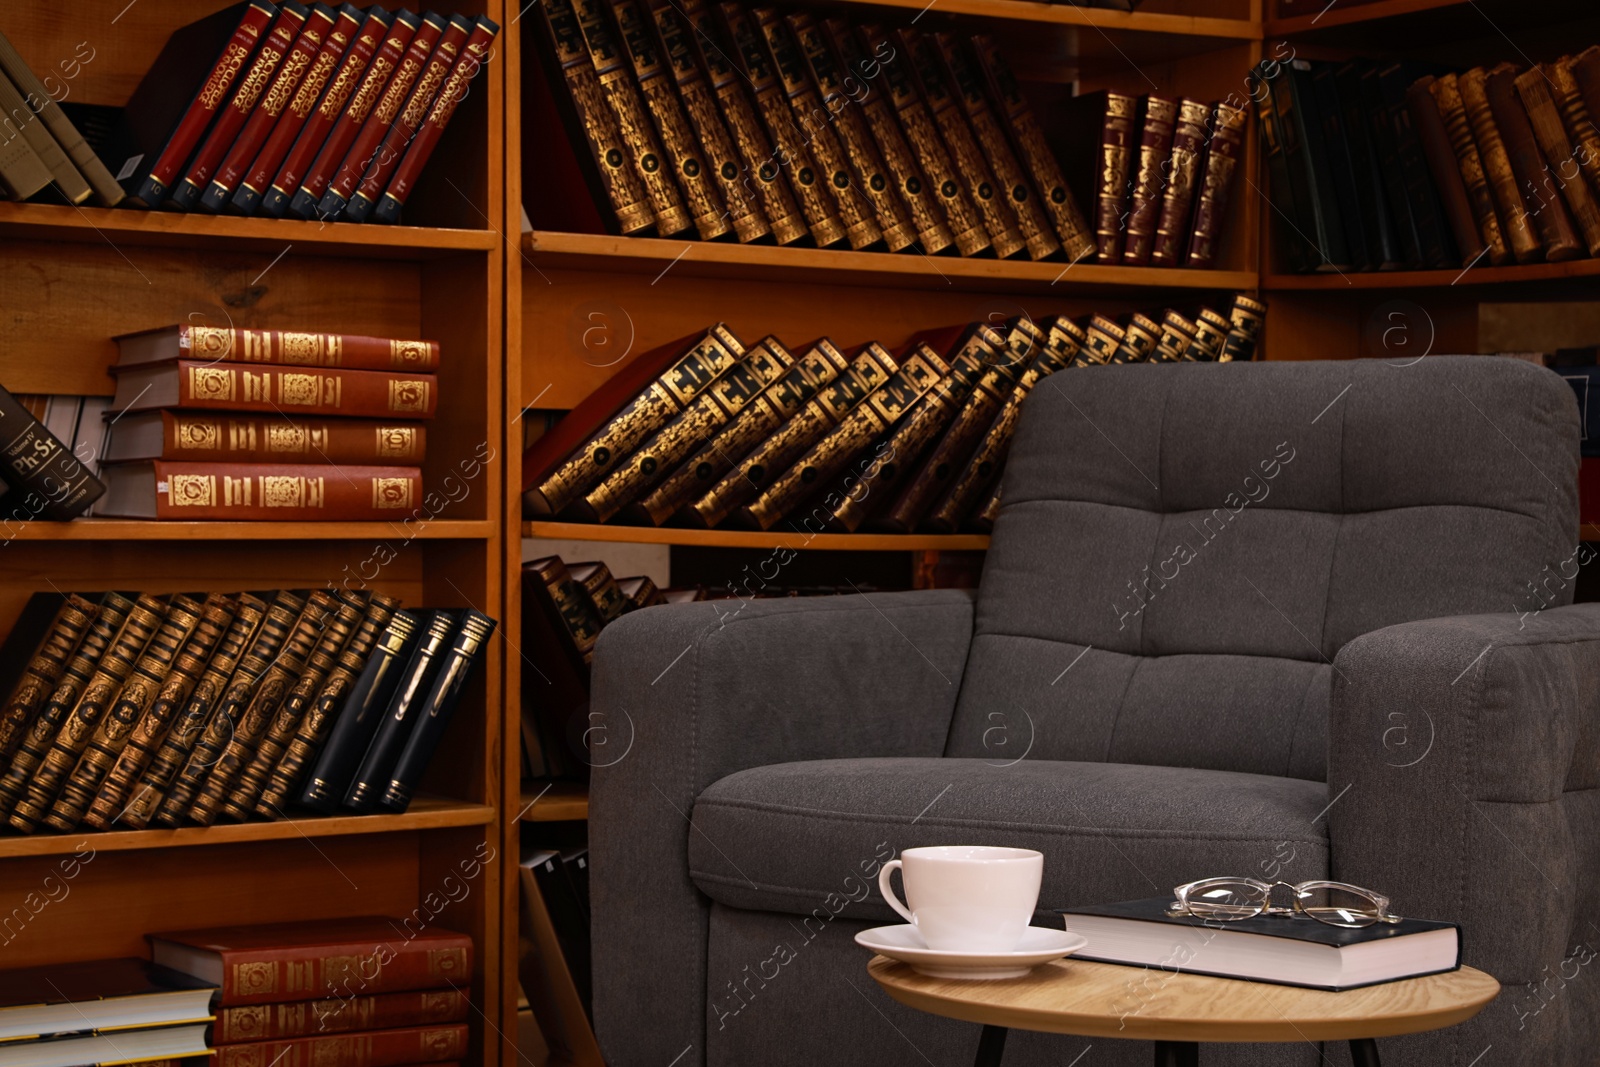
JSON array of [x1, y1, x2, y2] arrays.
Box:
[[1166, 877, 1403, 928]]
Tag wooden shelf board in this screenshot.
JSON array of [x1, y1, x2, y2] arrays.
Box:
[[519, 782, 590, 822], [525, 520, 991, 551], [832, 0, 1257, 37], [1263, 256, 1600, 291], [0, 202, 498, 258], [0, 797, 494, 859], [25, 518, 495, 540], [524, 231, 1256, 295]]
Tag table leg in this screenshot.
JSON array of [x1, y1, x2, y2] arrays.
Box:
[[1153, 1042, 1199, 1067], [973, 1024, 1007, 1067], [1349, 1038, 1382, 1067]]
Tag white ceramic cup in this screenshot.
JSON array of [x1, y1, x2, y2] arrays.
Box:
[[878, 845, 1044, 953]]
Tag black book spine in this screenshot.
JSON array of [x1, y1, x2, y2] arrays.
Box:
[[530, 851, 593, 1015], [1280, 61, 1350, 271], [1256, 71, 1312, 274], [1308, 62, 1370, 270], [1333, 61, 1402, 270], [1380, 63, 1457, 268], [297, 610, 421, 810], [341, 610, 456, 812], [1359, 63, 1424, 267], [0, 383, 105, 521], [377, 610, 496, 812]]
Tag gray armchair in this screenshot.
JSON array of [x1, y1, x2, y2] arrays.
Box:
[[591, 356, 1600, 1067]]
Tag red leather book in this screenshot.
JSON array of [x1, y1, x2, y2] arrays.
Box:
[[118, 1, 280, 207], [201, 2, 340, 212], [109, 361, 438, 419], [1185, 102, 1247, 268], [342, 15, 475, 222], [368, 17, 499, 225], [1150, 98, 1211, 267], [115, 324, 440, 371], [170, 2, 311, 210], [1122, 95, 1177, 265], [99, 462, 423, 520], [1095, 91, 1138, 263], [288, 9, 423, 217], [313, 11, 448, 218], [105, 412, 425, 466], [260, 6, 392, 217], [212, 1025, 468, 1067], [214, 989, 468, 1042]]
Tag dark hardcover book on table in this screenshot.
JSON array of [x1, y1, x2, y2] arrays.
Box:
[[0, 958, 215, 1042], [342, 609, 457, 811], [523, 848, 593, 1018], [0, 380, 105, 521], [1332, 62, 1402, 270], [1357, 62, 1424, 267], [1306, 62, 1370, 270], [0, 31, 121, 205], [1278, 61, 1350, 271], [1379, 62, 1459, 268], [1060, 897, 1461, 991]]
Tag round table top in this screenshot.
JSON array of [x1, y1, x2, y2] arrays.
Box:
[[867, 956, 1500, 1044]]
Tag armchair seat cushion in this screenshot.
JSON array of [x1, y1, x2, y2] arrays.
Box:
[[689, 757, 1331, 922]]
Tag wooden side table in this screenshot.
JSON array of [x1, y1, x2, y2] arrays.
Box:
[[868, 956, 1499, 1067]]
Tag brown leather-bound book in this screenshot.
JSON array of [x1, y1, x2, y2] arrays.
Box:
[[1406, 76, 1491, 268], [933, 33, 1058, 260], [1429, 74, 1514, 266], [108, 362, 437, 419], [689, 342, 898, 529], [154, 591, 306, 827], [1459, 67, 1548, 264], [192, 592, 350, 825], [117, 595, 268, 831], [646, 0, 768, 243], [0, 595, 97, 762], [1549, 60, 1600, 208], [858, 22, 989, 257], [150, 916, 471, 1005], [527, 556, 605, 667], [1185, 102, 1248, 268], [1080, 315, 1124, 365], [899, 28, 1024, 259], [617, 575, 665, 611], [1154, 310, 1198, 362], [1111, 313, 1162, 364], [1122, 96, 1177, 265], [1089, 91, 1138, 262], [579, 339, 794, 523], [822, 18, 954, 255], [522, 325, 745, 516], [1150, 99, 1210, 267], [1515, 68, 1600, 256], [212, 1024, 469, 1067], [214, 989, 469, 1043], [115, 324, 440, 372], [971, 34, 1094, 260], [98, 462, 422, 521], [253, 594, 398, 818], [634, 339, 846, 526], [8, 594, 171, 834], [1189, 308, 1231, 360], [1485, 65, 1583, 261], [106, 412, 425, 467], [569, 561, 629, 625], [82, 594, 239, 832]]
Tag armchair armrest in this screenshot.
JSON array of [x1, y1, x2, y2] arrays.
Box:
[[588, 588, 975, 1066]]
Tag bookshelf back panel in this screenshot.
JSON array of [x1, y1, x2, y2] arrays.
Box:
[[1260, 291, 1480, 361]]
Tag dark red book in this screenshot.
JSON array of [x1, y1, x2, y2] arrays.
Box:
[[213, 988, 469, 1042], [98, 462, 423, 521], [169, 1, 311, 210], [104, 412, 425, 466], [259, 6, 392, 216], [109, 361, 438, 419], [115, 323, 441, 371], [1122, 95, 1177, 265], [212, 1025, 468, 1067]]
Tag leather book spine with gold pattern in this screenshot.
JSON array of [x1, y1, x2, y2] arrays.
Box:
[[212, 1023, 469, 1066], [188, 592, 342, 825], [823, 18, 954, 255], [635, 339, 845, 525], [533, 324, 746, 515], [45, 595, 215, 833], [116, 324, 441, 371], [676, 0, 806, 244], [0, 595, 98, 762], [582, 341, 793, 522], [1548, 60, 1600, 225], [1112, 313, 1162, 364], [1150, 99, 1211, 267], [1189, 308, 1231, 361], [119, 412, 424, 466], [116, 595, 268, 830], [717, 2, 846, 247], [82, 594, 239, 831], [933, 32, 1057, 260], [529, 557, 606, 666], [830, 334, 994, 533], [898, 28, 1023, 259], [747, 343, 950, 530], [689, 342, 897, 528], [154, 591, 305, 827], [1220, 295, 1268, 362], [754, 6, 884, 251], [1079, 315, 1124, 366], [540, 0, 654, 234], [254, 595, 397, 818], [609, 0, 729, 240], [1408, 75, 1492, 267], [1155, 310, 1199, 362], [1457, 67, 1544, 264], [620, 575, 665, 610], [1093, 91, 1138, 262], [112, 361, 438, 419], [1429, 74, 1512, 266], [570, 563, 628, 624], [788, 12, 915, 252], [214, 988, 469, 1043], [1122, 95, 1177, 266], [970, 34, 1095, 261], [8, 594, 172, 833], [1515, 67, 1600, 256], [100, 462, 422, 522], [1185, 102, 1248, 268], [647, 0, 770, 243], [1484, 64, 1582, 261]]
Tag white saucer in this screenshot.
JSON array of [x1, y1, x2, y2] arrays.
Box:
[[855, 924, 1088, 980]]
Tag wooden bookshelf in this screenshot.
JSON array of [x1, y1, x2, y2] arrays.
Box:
[[519, 782, 591, 822], [525, 521, 991, 551]]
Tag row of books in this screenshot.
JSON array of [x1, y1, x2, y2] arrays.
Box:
[[519, 296, 1267, 533], [0, 588, 494, 834], [0, 4, 496, 223], [533, 0, 1098, 261], [1261, 52, 1600, 273], [521, 845, 594, 1021]]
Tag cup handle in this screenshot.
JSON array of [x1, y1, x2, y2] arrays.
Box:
[[878, 859, 915, 925]]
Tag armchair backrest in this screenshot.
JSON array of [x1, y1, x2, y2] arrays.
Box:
[[948, 356, 1579, 781]]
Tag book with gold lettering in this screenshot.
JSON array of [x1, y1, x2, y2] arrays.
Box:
[[0, 595, 98, 763], [1483, 64, 1581, 261], [1121, 95, 1176, 266], [1150, 99, 1210, 267], [1406, 75, 1491, 268], [1185, 102, 1248, 269], [1547, 59, 1600, 232], [115, 324, 441, 371], [1154, 310, 1199, 362], [1112, 313, 1161, 364], [1428, 73, 1510, 266], [1064, 90, 1137, 263], [1221, 295, 1268, 363], [106, 412, 425, 467], [568, 562, 628, 625], [1514, 67, 1600, 257], [108, 361, 438, 419], [1456, 66, 1542, 265], [97, 462, 423, 521]]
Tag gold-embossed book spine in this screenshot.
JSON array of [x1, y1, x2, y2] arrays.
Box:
[[1150, 99, 1210, 267], [1122, 95, 1177, 266], [1457, 67, 1542, 264], [1185, 102, 1248, 269], [1550, 60, 1600, 220], [0, 595, 98, 761]]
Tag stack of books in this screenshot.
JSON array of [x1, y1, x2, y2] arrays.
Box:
[[95, 324, 435, 521], [1260, 52, 1600, 272], [0, 958, 214, 1067], [532, 0, 1096, 260], [151, 917, 472, 1067], [0, 5, 498, 224], [0, 588, 495, 834]]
